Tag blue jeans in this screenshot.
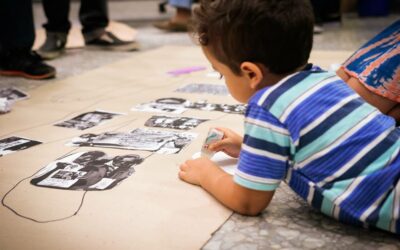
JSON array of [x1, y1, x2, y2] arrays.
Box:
[[169, 0, 193, 10]]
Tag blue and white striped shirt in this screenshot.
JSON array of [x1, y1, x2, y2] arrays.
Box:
[[234, 69, 400, 234]]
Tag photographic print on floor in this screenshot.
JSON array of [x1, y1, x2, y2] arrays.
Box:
[[174, 83, 230, 95], [144, 115, 208, 130], [0, 136, 42, 157], [0, 87, 29, 102], [68, 128, 197, 154], [133, 97, 246, 115], [54, 110, 123, 130], [185, 100, 246, 115], [132, 97, 189, 114], [31, 151, 144, 191]]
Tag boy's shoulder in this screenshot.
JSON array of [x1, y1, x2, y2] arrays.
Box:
[[249, 69, 342, 110]]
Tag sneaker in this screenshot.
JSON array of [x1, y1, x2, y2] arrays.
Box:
[[37, 32, 67, 60], [85, 31, 139, 51], [0, 51, 56, 80]]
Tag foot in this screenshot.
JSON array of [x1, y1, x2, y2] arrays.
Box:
[[0, 51, 56, 80], [85, 31, 139, 51], [37, 32, 67, 60], [153, 20, 188, 32], [154, 7, 190, 32]]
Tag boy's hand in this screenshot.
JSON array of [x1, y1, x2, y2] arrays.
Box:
[[179, 156, 274, 216], [179, 157, 219, 186], [207, 127, 242, 158]]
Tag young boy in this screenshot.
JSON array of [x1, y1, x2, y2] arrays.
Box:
[[179, 0, 400, 234]]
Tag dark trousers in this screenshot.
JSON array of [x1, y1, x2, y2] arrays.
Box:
[[42, 0, 109, 39], [310, 0, 341, 24], [0, 0, 35, 54]]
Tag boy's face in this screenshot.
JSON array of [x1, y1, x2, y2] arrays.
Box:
[[202, 47, 259, 103]]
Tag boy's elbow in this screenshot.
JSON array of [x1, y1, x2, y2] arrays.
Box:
[[236, 202, 268, 216], [232, 188, 274, 216], [227, 183, 274, 216]]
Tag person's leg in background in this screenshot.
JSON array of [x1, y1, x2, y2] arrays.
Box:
[[80, 0, 108, 43], [38, 0, 70, 59], [154, 0, 193, 32], [80, 0, 139, 51], [310, 0, 341, 34], [0, 0, 56, 79], [39, 0, 138, 58], [310, 0, 324, 33]]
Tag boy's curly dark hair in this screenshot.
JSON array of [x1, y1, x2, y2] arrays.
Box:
[[191, 0, 314, 75]]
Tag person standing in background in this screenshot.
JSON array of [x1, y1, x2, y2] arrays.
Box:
[[38, 0, 139, 60], [0, 0, 56, 80]]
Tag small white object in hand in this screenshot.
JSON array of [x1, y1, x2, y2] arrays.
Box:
[[201, 128, 224, 158]]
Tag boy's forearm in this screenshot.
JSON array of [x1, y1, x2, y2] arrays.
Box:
[[199, 166, 274, 215]]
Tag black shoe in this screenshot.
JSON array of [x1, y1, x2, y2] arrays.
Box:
[[37, 32, 67, 60], [0, 51, 56, 80], [85, 31, 139, 51]]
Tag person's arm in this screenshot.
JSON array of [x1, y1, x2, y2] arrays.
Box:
[[179, 158, 274, 215], [337, 68, 398, 115], [388, 105, 400, 122]]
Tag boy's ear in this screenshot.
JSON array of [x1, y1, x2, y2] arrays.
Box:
[[240, 62, 264, 89]]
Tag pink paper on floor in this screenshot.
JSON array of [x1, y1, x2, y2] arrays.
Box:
[[167, 66, 207, 76]]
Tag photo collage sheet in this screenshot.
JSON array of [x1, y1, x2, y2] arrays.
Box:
[[1, 82, 246, 192]]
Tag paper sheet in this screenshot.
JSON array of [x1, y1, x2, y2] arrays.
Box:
[[0, 46, 352, 249], [193, 151, 237, 175]]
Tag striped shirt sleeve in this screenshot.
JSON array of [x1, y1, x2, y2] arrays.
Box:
[[234, 103, 291, 191]]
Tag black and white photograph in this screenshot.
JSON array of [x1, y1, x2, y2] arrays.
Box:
[[0, 136, 42, 157], [185, 100, 247, 115], [174, 83, 230, 96], [0, 87, 29, 102], [144, 115, 208, 130], [129, 128, 196, 154], [132, 97, 189, 114], [54, 110, 122, 130], [133, 97, 246, 115], [68, 131, 166, 151], [31, 151, 144, 191], [68, 128, 197, 154]]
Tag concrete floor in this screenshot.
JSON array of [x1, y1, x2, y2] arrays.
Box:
[[1, 1, 400, 249]]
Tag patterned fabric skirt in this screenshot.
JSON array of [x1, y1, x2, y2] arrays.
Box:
[[342, 20, 400, 103]]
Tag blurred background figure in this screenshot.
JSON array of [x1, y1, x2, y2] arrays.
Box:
[[154, 0, 193, 32], [38, 0, 139, 60], [0, 0, 56, 80], [310, 0, 341, 34]]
